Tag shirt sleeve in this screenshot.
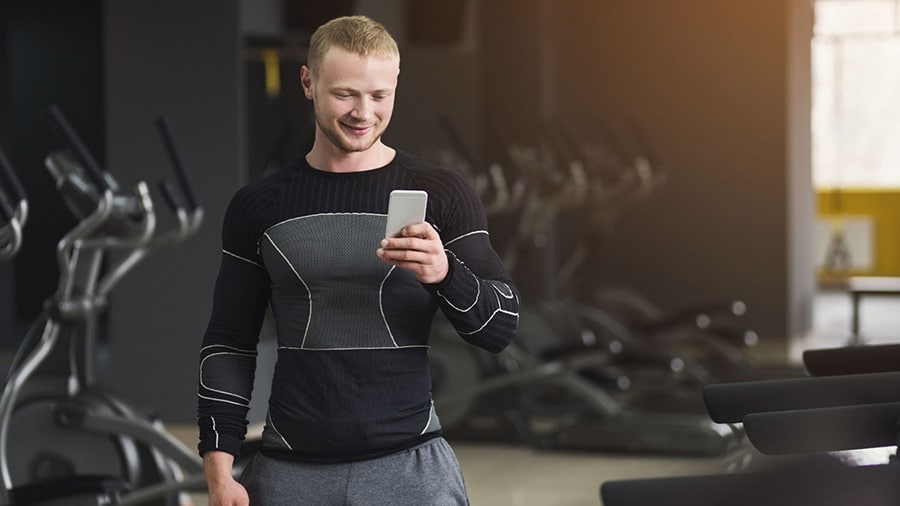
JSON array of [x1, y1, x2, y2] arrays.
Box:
[[197, 187, 270, 457], [425, 170, 520, 353]]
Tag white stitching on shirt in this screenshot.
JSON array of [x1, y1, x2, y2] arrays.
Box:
[[263, 232, 313, 348], [444, 229, 488, 246], [267, 410, 293, 450], [437, 267, 480, 312], [223, 249, 264, 268], [199, 351, 254, 406], [378, 266, 401, 347]]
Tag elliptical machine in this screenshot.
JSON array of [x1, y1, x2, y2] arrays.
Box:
[[0, 145, 28, 260], [0, 106, 205, 505], [427, 114, 746, 456]]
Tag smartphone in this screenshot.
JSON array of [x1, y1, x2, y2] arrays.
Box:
[[385, 190, 428, 238]]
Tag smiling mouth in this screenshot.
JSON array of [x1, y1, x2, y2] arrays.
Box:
[[342, 123, 373, 135]]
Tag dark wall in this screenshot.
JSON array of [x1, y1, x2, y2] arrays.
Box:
[[0, 0, 10, 347], [476, 0, 813, 343], [104, 0, 243, 422], [244, 46, 315, 180], [3, 1, 104, 345], [2, 0, 815, 421]]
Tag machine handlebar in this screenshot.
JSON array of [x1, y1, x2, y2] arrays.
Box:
[[46, 105, 112, 192], [0, 147, 26, 206], [155, 117, 199, 212]]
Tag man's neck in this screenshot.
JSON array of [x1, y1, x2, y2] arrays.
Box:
[[306, 141, 396, 173]]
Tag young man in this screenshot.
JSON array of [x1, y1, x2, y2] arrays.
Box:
[[198, 15, 519, 506]]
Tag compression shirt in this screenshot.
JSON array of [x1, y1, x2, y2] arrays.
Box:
[[197, 151, 519, 462]]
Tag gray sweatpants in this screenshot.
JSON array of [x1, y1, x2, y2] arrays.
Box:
[[239, 437, 469, 505]]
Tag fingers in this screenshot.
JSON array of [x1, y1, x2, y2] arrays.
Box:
[[377, 250, 448, 284], [380, 222, 442, 253], [403, 222, 438, 239], [384, 221, 436, 241], [377, 221, 448, 283], [377, 237, 437, 266], [380, 236, 433, 254]]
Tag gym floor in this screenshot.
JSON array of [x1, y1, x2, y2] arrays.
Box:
[[169, 288, 899, 506]]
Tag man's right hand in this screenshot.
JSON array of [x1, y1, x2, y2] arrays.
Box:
[[204, 450, 250, 506], [207, 477, 249, 506]]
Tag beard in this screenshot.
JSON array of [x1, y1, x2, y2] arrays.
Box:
[[315, 112, 387, 154]]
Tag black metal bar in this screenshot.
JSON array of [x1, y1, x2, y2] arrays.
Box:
[[0, 145, 26, 203], [851, 291, 863, 344], [804, 343, 900, 376], [703, 371, 900, 423], [157, 180, 183, 215], [0, 148, 17, 221], [600, 459, 900, 506], [45, 105, 110, 192], [743, 401, 900, 454], [154, 116, 199, 211], [600, 472, 748, 506]]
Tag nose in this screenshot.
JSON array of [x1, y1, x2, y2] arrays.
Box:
[[350, 97, 373, 121]]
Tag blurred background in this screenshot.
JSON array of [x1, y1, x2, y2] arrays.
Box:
[[1, 0, 899, 504]]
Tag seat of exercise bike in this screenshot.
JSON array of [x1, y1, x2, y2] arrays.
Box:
[[8, 475, 128, 504]]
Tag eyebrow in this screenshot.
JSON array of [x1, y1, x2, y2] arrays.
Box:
[[329, 87, 393, 94]]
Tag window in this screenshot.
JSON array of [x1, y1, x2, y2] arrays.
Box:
[[813, 0, 900, 189]]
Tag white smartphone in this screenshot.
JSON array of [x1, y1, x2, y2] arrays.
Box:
[[385, 190, 428, 238]]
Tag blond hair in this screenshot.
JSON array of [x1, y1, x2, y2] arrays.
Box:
[[307, 15, 399, 74]]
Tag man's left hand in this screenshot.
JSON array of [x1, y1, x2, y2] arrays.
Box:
[[377, 222, 448, 284]]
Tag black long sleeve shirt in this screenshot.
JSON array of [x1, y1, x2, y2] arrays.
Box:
[[197, 151, 519, 462]]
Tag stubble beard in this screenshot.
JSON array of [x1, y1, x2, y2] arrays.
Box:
[[317, 115, 384, 154]]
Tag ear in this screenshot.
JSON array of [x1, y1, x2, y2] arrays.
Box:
[[300, 65, 314, 100]]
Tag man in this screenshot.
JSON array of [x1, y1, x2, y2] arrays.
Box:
[[198, 15, 519, 505]]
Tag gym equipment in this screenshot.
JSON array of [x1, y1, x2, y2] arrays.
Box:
[[0, 146, 28, 260], [535, 115, 800, 383], [513, 115, 765, 374], [429, 114, 747, 456], [601, 359, 900, 505], [803, 342, 900, 376], [704, 363, 900, 456], [742, 401, 900, 455], [431, 318, 744, 456], [442, 113, 756, 365], [703, 370, 900, 424], [0, 106, 205, 505], [600, 455, 900, 506]]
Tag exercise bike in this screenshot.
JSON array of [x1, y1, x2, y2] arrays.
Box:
[[0, 106, 206, 505]]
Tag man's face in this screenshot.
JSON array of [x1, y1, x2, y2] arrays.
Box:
[[302, 47, 400, 154]]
